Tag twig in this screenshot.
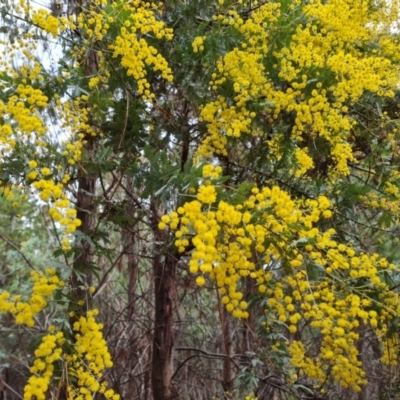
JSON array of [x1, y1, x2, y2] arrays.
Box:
[[2, 380, 23, 400], [0, 233, 36, 271]]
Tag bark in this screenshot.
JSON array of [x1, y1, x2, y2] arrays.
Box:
[[71, 138, 97, 307], [144, 365, 151, 400], [123, 177, 139, 317], [151, 203, 178, 400], [119, 177, 140, 398], [357, 330, 368, 400], [222, 309, 233, 398]]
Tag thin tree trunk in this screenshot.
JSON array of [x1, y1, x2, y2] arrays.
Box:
[[357, 324, 368, 400], [71, 141, 97, 304], [222, 309, 233, 398], [124, 177, 139, 317], [121, 177, 140, 398], [151, 202, 178, 400]]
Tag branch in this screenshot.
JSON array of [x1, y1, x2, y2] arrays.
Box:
[[0, 379, 23, 400], [172, 346, 246, 381], [0, 233, 36, 271], [175, 347, 231, 359]]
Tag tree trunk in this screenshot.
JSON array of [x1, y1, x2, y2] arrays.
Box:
[[71, 141, 97, 302], [222, 309, 233, 399], [151, 203, 178, 400], [124, 177, 139, 317]]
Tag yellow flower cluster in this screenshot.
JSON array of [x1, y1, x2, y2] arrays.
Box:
[[76, 9, 108, 42], [365, 191, 400, 213], [31, 9, 60, 37], [198, 0, 400, 178], [361, 167, 400, 215], [0, 59, 81, 248], [24, 309, 117, 400], [109, 1, 173, 99], [202, 164, 223, 178], [16, 84, 48, 108], [192, 36, 206, 53], [67, 309, 119, 400], [27, 162, 81, 245], [28, 0, 174, 99], [0, 85, 48, 145], [27, 94, 103, 250], [24, 332, 65, 400], [293, 148, 314, 177], [59, 95, 99, 141], [268, 244, 399, 390], [0, 269, 64, 327], [160, 163, 400, 390], [161, 165, 327, 317], [197, 185, 217, 204], [199, 4, 280, 158], [30, 5, 79, 38]]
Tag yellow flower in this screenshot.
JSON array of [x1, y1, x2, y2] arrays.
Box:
[[196, 276, 206, 286], [197, 185, 217, 204]]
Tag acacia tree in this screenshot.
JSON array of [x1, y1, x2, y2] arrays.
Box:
[[1, 0, 400, 399]]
